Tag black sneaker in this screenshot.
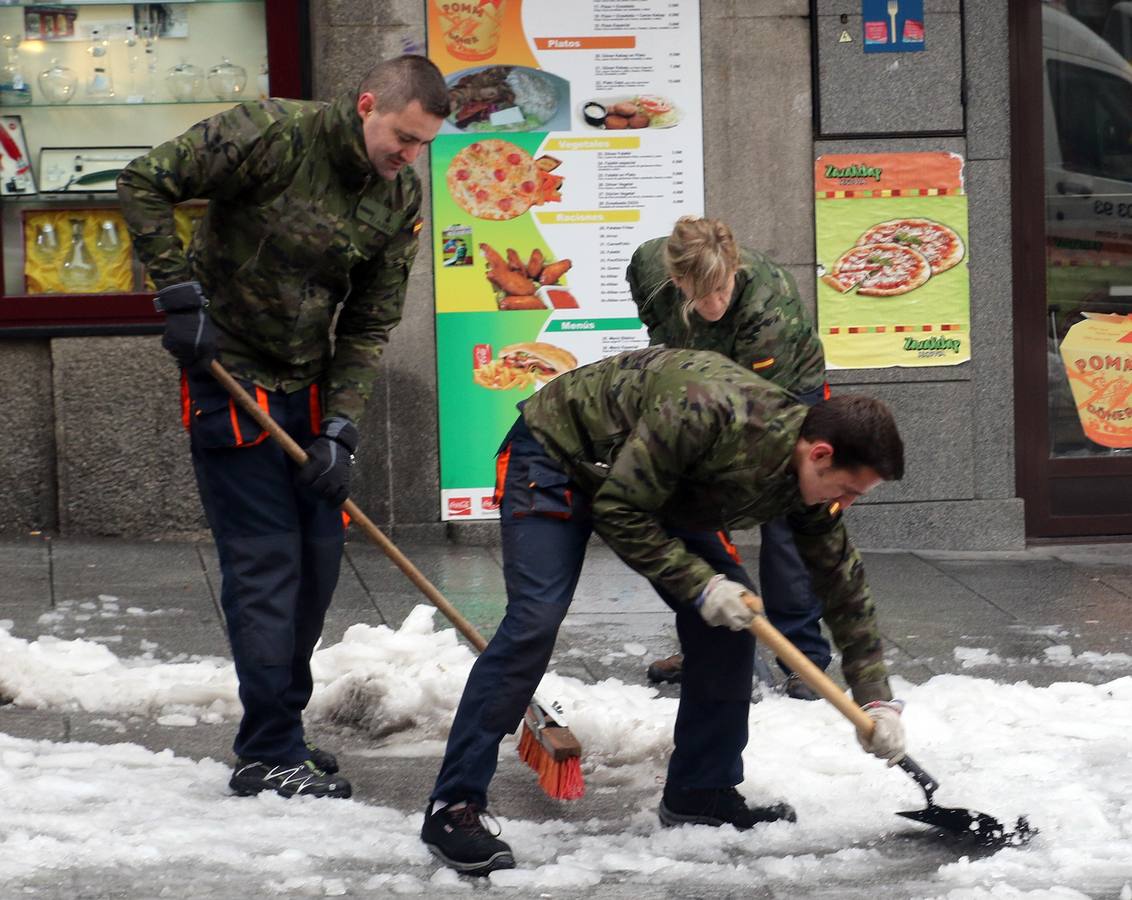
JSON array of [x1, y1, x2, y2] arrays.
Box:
[[305, 741, 338, 774], [659, 786, 796, 829], [230, 759, 352, 799], [421, 803, 515, 876], [782, 672, 821, 702], [646, 653, 684, 684]]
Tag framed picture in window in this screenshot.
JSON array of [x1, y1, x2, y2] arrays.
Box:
[[0, 116, 37, 196], [37, 146, 150, 194]]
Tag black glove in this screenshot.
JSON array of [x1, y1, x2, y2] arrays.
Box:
[[154, 281, 217, 371], [296, 417, 359, 506]]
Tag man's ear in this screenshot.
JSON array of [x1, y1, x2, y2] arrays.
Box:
[[808, 440, 835, 467], [356, 91, 376, 119]]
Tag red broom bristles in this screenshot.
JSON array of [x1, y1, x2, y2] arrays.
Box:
[[517, 723, 585, 800]]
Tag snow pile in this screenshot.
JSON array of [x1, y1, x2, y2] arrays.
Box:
[[954, 644, 1132, 671], [2, 609, 1132, 894], [0, 607, 475, 739], [0, 629, 238, 718]]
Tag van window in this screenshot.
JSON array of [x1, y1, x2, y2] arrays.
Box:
[[1048, 58, 1132, 182]]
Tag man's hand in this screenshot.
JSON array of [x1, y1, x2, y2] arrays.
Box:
[[154, 281, 216, 371], [696, 575, 756, 630], [856, 700, 906, 765], [296, 418, 359, 506]]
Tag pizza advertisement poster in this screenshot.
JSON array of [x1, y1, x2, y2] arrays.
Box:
[[814, 151, 971, 369], [428, 0, 705, 520]]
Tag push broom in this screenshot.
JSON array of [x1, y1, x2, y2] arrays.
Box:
[[208, 361, 584, 800]]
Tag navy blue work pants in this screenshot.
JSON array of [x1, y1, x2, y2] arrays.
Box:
[[759, 384, 831, 673], [185, 371, 343, 764], [430, 417, 757, 806]]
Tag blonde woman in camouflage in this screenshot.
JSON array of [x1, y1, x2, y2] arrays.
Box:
[[628, 216, 832, 699]]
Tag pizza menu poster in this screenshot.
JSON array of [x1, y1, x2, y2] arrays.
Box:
[[428, 0, 705, 520], [814, 151, 971, 370]]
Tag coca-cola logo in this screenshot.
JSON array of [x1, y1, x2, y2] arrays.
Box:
[[481, 496, 500, 512], [448, 497, 472, 516]]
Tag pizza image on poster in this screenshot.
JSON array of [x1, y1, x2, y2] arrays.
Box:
[[823, 242, 931, 297], [815, 152, 971, 369], [857, 218, 965, 274], [445, 138, 564, 221]]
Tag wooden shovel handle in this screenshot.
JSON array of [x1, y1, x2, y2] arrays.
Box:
[[743, 592, 875, 738], [208, 360, 488, 652]]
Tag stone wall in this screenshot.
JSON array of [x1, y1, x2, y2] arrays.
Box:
[[0, 0, 1025, 549]]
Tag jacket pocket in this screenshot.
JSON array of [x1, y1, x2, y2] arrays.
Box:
[[186, 373, 269, 450]]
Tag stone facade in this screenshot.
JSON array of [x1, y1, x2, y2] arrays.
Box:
[[0, 0, 1024, 549]]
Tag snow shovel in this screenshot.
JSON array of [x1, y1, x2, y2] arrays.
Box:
[[207, 361, 584, 799], [742, 592, 1032, 848]]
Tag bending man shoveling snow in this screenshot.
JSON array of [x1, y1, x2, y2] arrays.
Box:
[[422, 347, 908, 875]]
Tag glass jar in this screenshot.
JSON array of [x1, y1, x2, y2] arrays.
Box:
[[206, 57, 247, 101], [0, 34, 31, 106], [38, 59, 77, 104], [166, 59, 202, 102], [86, 27, 115, 100]]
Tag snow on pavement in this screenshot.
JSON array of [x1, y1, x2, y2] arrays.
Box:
[[1, 606, 1131, 896]]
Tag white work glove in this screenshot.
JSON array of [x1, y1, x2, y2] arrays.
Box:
[[695, 575, 755, 630], [856, 700, 906, 765]]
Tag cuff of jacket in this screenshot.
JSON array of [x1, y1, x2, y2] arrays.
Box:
[[850, 679, 893, 706]]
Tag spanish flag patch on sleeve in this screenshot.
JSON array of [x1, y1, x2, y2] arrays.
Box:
[[412, 218, 423, 235], [751, 357, 775, 371]]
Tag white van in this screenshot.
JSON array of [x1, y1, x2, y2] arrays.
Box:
[[1043, 3, 1132, 255]]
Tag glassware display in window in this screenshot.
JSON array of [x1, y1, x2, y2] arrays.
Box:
[[207, 57, 247, 101], [86, 28, 115, 101], [257, 59, 269, 100], [61, 219, 99, 290], [141, 24, 159, 102], [95, 220, 121, 254], [0, 34, 31, 106], [123, 24, 142, 103], [166, 58, 202, 102], [32, 222, 60, 264], [37, 59, 78, 105]]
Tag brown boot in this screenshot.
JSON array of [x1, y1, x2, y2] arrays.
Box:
[[782, 672, 821, 701], [646, 653, 684, 684]]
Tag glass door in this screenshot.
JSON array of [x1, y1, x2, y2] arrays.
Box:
[[1012, 0, 1132, 537]]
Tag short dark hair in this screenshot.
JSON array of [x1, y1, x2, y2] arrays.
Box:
[[357, 55, 450, 118], [800, 395, 904, 481]]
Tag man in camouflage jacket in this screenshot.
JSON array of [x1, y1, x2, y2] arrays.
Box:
[[117, 55, 448, 799], [422, 347, 906, 875], [628, 236, 833, 695]]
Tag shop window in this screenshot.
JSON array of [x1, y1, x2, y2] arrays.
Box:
[[0, 1, 305, 334]]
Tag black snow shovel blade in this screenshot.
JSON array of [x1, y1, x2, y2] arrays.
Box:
[[742, 598, 1036, 850], [894, 756, 1035, 849]]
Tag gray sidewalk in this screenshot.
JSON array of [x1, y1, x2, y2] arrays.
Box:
[[2, 534, 1132, 898]]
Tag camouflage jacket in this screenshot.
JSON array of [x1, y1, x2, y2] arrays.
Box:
[[118, 91, 423, 424], [523, 347, 889, 702], [626, 238, 826, 395]]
